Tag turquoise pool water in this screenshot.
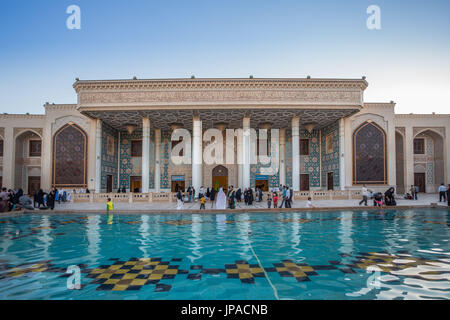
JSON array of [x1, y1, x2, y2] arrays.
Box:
[[0, 209, 449, 300]]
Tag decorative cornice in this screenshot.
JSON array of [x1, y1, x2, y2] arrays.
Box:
[[0, 114, 45, 119], [364, 102, 395, 108], [44, 103, 77, 110], [396, 114, 450, 118], [73, 78, 369, 93]]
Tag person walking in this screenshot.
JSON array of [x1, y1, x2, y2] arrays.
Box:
[[216, 187, 227, 210], [210, 187, 216, 208], [279, 186, 286, 208], [176, 189, 183, 210], [228, 186, 236, 209], [199, 195, 206, 210], [267, 193, 272, 208], [446, 184, 450, 207], [47, 189, 56, 210], [285, 186, 291, 208], [359, 184, 369, 206], [410, 185, 416, 200], [273, 192, 278, 209], [414, 185, 419, 200], [247, 188, 254, 206], [438, 183, 447, 202]]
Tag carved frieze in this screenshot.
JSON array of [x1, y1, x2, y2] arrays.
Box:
[[79, 89, 362, 106]]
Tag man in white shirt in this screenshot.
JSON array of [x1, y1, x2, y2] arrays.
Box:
[[438, 183, 447, 202], [306, 197, 314, 208], [285, 187, 291, 208], [359, 185, 368, 206]]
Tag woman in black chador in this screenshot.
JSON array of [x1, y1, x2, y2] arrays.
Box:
[[228, 186, 236, 209], [384, 187, 397, 206]]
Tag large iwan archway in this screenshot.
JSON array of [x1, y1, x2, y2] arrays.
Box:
[[52, 123, 88, 188], [212, 165, 228, 191], [352, 121, 387, 185], [14, 130, 42, 194], [413, 129, 444, 193]]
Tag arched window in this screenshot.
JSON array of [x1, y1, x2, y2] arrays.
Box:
[[52, 123, 88, 187], [353, 121, 387, 185]]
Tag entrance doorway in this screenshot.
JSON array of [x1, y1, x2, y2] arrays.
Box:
[[300, 174, 310, 191], [255, 180, 269, 192], [327, 172, 334, 190], [106, 175, 113, 193], [130, 176, 142, 193], [414, 173, 426, 193], [212, 165, 228, 191], [28, 176, 40, 195], [171, 176, 185, 192]]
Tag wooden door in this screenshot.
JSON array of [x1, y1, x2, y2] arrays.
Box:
[[171, 181, 185, 192], [28, 176, 40, 195], [414, 173, 426, 193], [256, 180, 269, 192], [130, 176, 142, 193], [212, 176, 228, 191], [300, 174, 310, 191], [106, 175, 113, 193], [327, 172, 334, 190]]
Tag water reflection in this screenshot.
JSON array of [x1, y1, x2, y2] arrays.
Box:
[[187, 214, 202, 263], [37, 216, 53, 261], [138, 215, 151, 258], [216, 214, 227, 234], [237, 214, 252, 261], [338, 211, 353, 255], [290, 213, 302, 256], [87, 215, 101, 265], [0, 221, 14, 260]]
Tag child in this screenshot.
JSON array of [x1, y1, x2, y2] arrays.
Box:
[[267, 193, 272, 208], [273, 192, 278, 209], [306, 197, 314, 208], [373, 192, 383, 207], [106, 198, 114, 224], [200, 195, 206, 210]]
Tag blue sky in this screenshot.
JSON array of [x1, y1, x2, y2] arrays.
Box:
[[0, 0, 449, 114]]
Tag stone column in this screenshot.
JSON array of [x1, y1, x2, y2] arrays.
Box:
[[242, 117, 251, 189], [237, 131, 243, 189], [94, 119, 102, 193], [279, 128, 286, 187], [142, 117, 150, 193], [292, 116, 300, 191], [192, 116, 203, 196], [3, 127, 15, 188], [344, 118, 353, 189], [41, 123, 52, 191], [154, 129, 161, 192], [87, 119, 97, 192], [446, 125, 450, 183], [387, 118, 397, 188], [339, 118, 346, 190], [404, 126, 414, 189]]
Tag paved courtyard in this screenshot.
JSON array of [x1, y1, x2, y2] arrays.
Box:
[[32, 193, 449, 212]]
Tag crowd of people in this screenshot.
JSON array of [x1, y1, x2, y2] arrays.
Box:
[[359, 183, 450, 207], [174, 185, 298, 210], [2, 182, 449, 213], [0, 187, 91, 212]]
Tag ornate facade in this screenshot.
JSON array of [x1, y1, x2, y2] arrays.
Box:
[[0, 77, 449, 195]]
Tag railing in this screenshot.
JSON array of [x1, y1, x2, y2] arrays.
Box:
[[71, 193, 91, 202], [293, 190, 364, 201], [152, 192, 173, 202], [70, 190, 365, 203]]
